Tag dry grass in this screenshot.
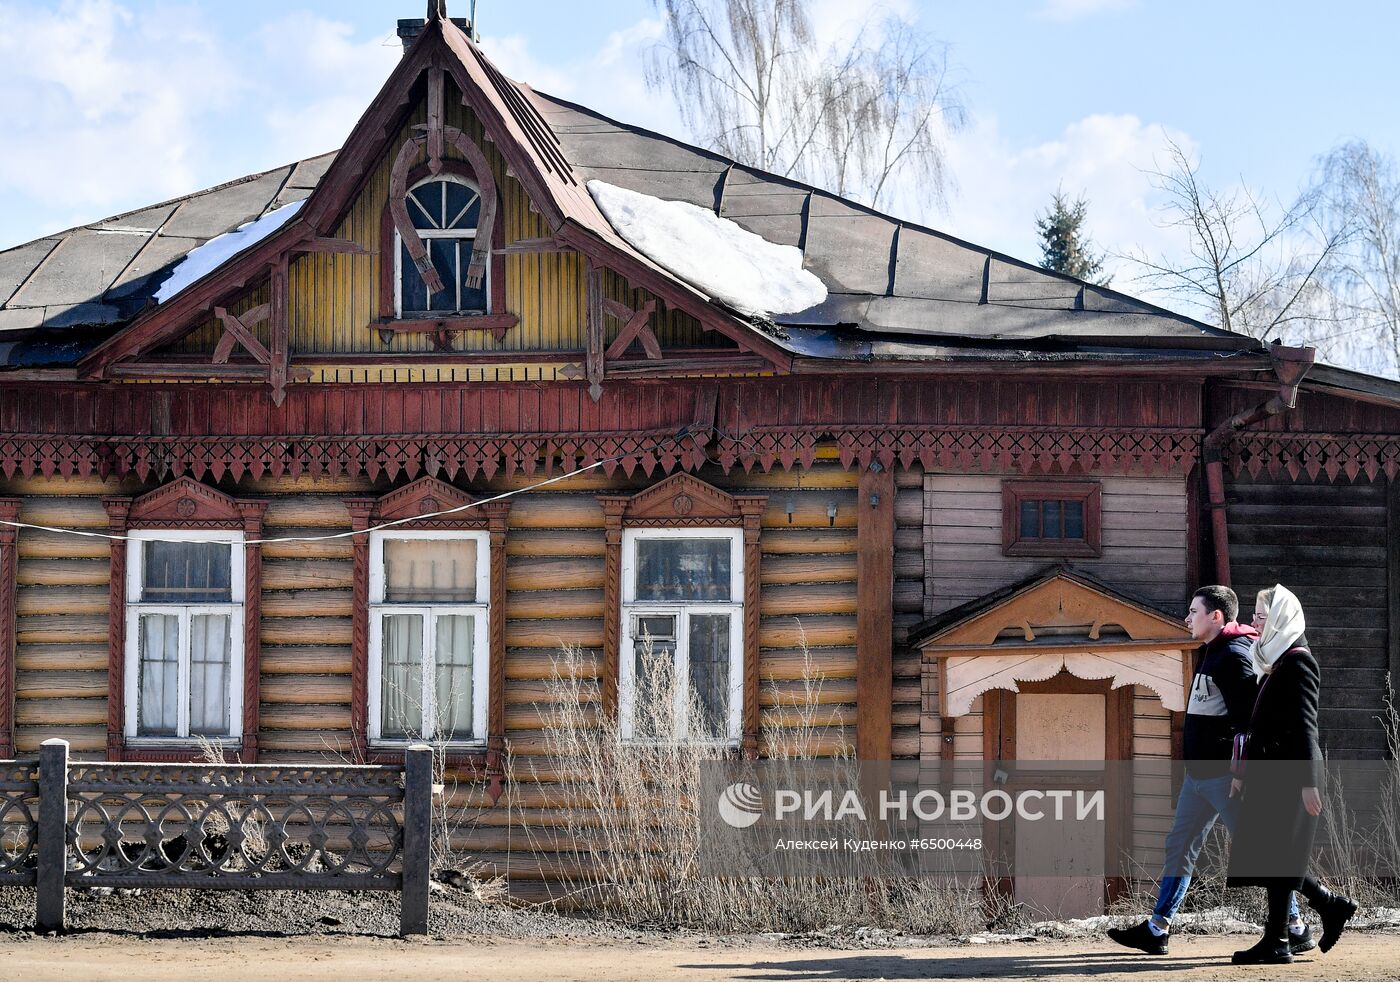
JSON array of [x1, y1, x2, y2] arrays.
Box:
[[504, 633, 1003, 934]]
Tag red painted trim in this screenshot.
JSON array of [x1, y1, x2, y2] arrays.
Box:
[[102, 482, 267, 761], [596, 474, 766, 750], [344, 477, 510, 779], [379, 158, 508, 324], [0, 499, 19, 760]]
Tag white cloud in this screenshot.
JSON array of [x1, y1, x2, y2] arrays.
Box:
[[1036, 0, 1136, 22], [938, 112, 1197, 281], [0, 0, 242, 236], [254, 12, 400, 166]]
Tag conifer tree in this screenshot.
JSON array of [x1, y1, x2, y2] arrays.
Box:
[[1036, 189, 1107, 283]]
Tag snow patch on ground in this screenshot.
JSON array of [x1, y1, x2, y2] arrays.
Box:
[[586, 180, 826, 319], [155, 200, 304, 303]]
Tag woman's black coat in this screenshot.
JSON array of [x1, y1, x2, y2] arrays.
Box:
[[1227, 640, 1324, 890]]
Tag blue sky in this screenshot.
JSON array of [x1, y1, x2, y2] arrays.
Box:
[[1, 0, 1396, 283]]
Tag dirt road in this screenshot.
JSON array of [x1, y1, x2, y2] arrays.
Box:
[[3, 932, 1399, 981]]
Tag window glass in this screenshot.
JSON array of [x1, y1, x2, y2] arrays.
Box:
[[634, 538, 731, 602], [434, 615, 475, 740], [141, 541, 232, 603], [1043, 500, 1062, 538], [688, 613, 731, 739], [189, 614, 232, 735], [137, 613, 180, 736], [383, 538, 478, 603], [631, 614, 677, 739], [1064, 500, 1085, 539], [380, 613, 425, 739], [1019, 500, 1040, 539]]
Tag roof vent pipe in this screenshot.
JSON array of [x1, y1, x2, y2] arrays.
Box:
[[396, 17, 474, 53]]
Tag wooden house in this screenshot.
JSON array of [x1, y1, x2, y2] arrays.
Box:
[[0, 8, 1397, 908]]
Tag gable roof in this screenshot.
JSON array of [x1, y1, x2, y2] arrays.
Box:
[[0, 10, 1288, 375]]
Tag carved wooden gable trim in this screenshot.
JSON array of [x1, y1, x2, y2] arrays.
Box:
[[919, 572, 1191, 651], [343, 475, 509, 797], [918, 571, 1194, 718], [598, 471, 765, 528], [359, 475, 507, 530], [121, 475, 265, 530], [76, 14, 791, 389]]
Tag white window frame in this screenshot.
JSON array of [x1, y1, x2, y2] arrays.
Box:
[[619, 528, 744, 744], [123, 530, 245, 744], [367, 529, 490, 747], [393, 173, 489, 318]]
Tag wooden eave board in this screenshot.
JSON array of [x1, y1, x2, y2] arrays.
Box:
[[918, 572, 1192, 650]]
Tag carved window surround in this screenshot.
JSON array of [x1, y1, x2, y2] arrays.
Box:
[[598, 473, 765, 757], [1001, 480, 1102, 558], [345, 477, 509, 800], [102, 477, 268, 763], [916, 571, 1195, 722], [378, 68, 512, 350]]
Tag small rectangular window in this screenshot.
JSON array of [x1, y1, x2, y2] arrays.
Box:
[[1001, 481, 1102, 558]]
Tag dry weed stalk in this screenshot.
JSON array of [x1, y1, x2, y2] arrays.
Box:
[[510, 626, 996, 933]]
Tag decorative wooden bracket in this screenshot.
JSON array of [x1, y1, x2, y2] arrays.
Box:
[[585, 261, 606, 401], [288, 238, 369, 256], [374, 312, 519, 349], [604, 298, 661, 361], [205, 255, 290, 408], [388, 67, 499, 301], [213, 305, 271, 365]]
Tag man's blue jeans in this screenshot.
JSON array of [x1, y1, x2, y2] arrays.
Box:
[[1154, 772, 1300, 922]]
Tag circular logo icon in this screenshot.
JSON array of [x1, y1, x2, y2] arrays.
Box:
[[717, 782, 763, 829], [175, 497, 197, 518], [672, 493, 694, 516]]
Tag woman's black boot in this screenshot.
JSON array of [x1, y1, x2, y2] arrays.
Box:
[[1316, 892, 1358, 953], [1232, 935, 1293, 965]]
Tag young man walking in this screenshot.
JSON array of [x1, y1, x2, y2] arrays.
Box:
[[1107, 586, 1313, 955]]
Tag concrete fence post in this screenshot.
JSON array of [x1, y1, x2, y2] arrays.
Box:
[[36, 738, 69, 933], [400, 744, 433, 936]]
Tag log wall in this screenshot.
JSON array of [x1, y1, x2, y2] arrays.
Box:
[[1225, 473, 1391, 757]]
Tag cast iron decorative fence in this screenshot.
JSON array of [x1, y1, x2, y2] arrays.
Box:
[[0, 740, 433, 935]]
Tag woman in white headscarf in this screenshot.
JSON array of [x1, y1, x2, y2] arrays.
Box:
[[1226, 585, 1357, 965]]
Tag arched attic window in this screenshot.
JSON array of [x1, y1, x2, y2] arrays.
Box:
[[396, 174, 488, 317]]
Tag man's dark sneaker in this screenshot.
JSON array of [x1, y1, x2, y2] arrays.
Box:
[[1232, 937, 1293, 965], [1106, 920, 1169, 955], [1318, 893, 1358, 953], [1288, 923, 1317, 954]]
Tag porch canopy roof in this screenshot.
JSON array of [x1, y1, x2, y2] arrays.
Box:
[[912, 567, 1196, 717]]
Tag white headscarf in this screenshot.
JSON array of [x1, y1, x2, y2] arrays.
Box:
[[1251, 583, 1307, 678]]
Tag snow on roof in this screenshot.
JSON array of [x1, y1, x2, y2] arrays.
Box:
[[154, 200, 305, 304], [586, 180, 826, 319]]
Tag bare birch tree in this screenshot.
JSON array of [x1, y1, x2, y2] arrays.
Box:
[[1313, 140, 1400, 378], [1123, 139, 1346, 343], [645, 0, 965, 213]]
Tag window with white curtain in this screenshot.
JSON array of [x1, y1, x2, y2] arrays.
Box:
[[620, 529, 744, 744], [124, 531, 245, 741], [368, 530, 490, 745]]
